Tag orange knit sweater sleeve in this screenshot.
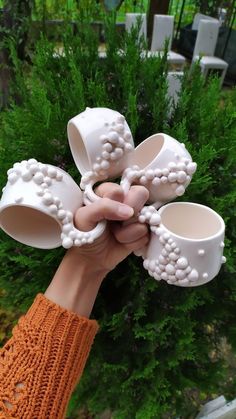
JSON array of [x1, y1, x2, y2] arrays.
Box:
[[0, 293, 99, 418]]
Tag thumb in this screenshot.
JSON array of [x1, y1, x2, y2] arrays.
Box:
[[74, 198, 134, 231]]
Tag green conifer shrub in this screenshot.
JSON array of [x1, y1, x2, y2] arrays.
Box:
[[0, 15, 236, 418]]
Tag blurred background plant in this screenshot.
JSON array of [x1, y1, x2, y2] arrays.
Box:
[[0, 2, 236, 418]]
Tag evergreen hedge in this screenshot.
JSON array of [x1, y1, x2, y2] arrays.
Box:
[[0, 16, 236, 418]]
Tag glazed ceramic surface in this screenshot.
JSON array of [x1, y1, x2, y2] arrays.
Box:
[[121, 133, 197, 207], [139, 202, 226, 287], [0, 106, 227, 289], [67, 107, 134, 204], [0, 159, 106, 249]]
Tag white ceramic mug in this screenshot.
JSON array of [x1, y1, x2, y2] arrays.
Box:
[[67, 107, 134, 204], [139, 202, 226, 287], [0, 159, 106, 249], [121, 133, 197, 207]]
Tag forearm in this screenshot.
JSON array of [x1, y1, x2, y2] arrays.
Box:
[[45, 247, 108, 317]]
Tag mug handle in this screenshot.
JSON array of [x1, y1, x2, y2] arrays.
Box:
[[57, 174, 107, 248], [120, 167, 167, 210], [120, 158, 197, 208], [82, 183, 100, 206], [120, 173, 162, 257], [133, 205, 162, 257], [61, 211, 106, 249], [80, 173, 105, 205]]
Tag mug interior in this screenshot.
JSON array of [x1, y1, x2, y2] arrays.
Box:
[[68, 122, 90, 174], [132, 134, 164, 168], [0, 205, 62, 248], [160, 203, 224, 239]]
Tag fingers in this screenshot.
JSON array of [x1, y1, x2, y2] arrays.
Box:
[[74, 182, 149, 233], [95, 182, 125, 203], [123, 185, 149, 215], [121, 185, 149, 227], [114, 184, 150, 253], [112, 218, 149, 254], [124, 234, 149, 252], [112, 222, 148, 244], [74, 197, 134, 231], [95, 183, 149, 213]]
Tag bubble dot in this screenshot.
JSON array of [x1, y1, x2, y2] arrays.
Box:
[[177, 171, 187, 183], [62, 237, 73, 249], [8, 173, 18, 184], [188, 269, 199, 282], [102, 151, 110, 160], [169, 252, 178, 261], [187, 162, 197, 175], [34, 172, 44, 184], [49, 204, 58, 215], [175, 185, 185, 196], [152, 177, 161, 186], [43, 193, 53, 205], [22, 171, 32, 181], [146, 170, 154, 180], [161, 272, 168, 280], [149, 260, 156, 271], [103, 143, 113, 152], [222, 256, 227, 264], [124, 143, 133, 152], [161, 176, 168, 184], [101, 160, 110, 170], [140, 176, 147, 185], [14, 196, 23, 203], [58, 210, 66, 220], [176, 270, 186, 280], [150, 214, 161, 225], [159, 255, 168, 265], [143, 259, 149, 270], [168, 162, 177, 171], [198, 249, 205, 256], [177, 257, 188, 269], [168, 173, 177, 182], [166, 264, 175, 275], [48, 167, 57, 178], [139, 215, 146, 223]]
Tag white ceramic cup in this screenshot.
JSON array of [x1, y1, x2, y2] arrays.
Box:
[[67, 107, 134, 204], [121, 133, 197, 207], [139, 202, 226, 287], [0, 159, 106, 249]]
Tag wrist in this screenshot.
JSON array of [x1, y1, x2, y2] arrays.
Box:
[[45, 248, 108, 317], [65, 247, 109, 281]]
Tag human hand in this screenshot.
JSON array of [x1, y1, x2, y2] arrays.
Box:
[[72, 182, 149, 274], [45, 182, 149, 316]]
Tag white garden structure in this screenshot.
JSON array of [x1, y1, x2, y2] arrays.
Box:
[[147, 14, 186, 70], [192, 19, 228, 87]]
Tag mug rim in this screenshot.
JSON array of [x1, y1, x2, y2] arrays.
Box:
[[67, 107, 134, 177], [158, 201, 225, 242], [131, 132, 191, 170], [131, 133, 165, 168], [67, 119, 92, 174]]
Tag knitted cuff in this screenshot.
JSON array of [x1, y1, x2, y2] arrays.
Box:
[[24, 293, 99, 334]]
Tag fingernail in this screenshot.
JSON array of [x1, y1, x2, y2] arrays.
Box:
[[118, 204, 134, 218]]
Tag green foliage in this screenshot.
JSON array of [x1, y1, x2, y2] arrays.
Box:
[[0, 14, 236, 419], [195, 0, 225, 17]]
